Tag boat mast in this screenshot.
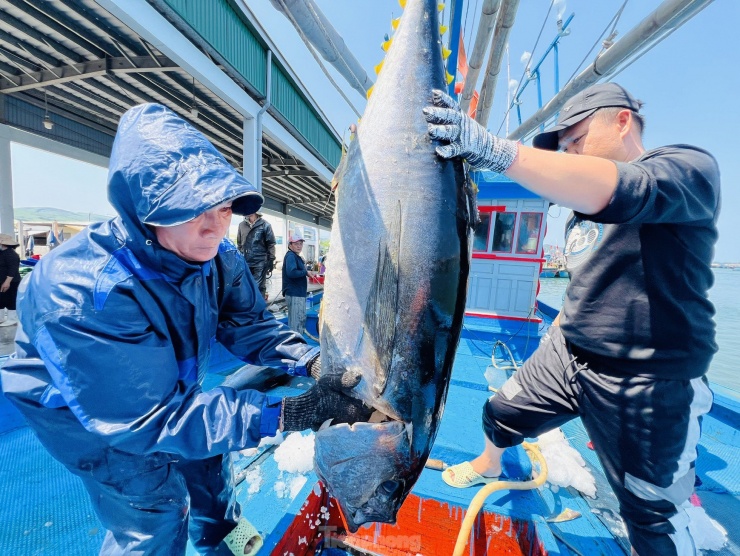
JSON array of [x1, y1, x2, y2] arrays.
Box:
[[459, 0, 502, 112], [268, 0, 374, 98], [508, 0, 716, 142], [475, 0, 521, 126]]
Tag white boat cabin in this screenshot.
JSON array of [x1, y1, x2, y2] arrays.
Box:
[[466, 172, 547, 322]]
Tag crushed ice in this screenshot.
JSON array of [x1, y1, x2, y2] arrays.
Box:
[[537, 429, 597, 498], [274, 432, 315, 474]]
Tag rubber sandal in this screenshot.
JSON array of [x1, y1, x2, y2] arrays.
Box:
[[223, 517, 263, 556], [442, 461, 502, 489]]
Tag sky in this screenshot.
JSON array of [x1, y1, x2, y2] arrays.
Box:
[[9, 0, 740, 262]]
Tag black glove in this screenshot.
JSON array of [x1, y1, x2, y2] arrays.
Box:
[[281, 370, 373, 432]]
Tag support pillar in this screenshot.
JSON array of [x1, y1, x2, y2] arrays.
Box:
[[242, 50, 271, 197], [0, 131, 14, 235], [242, 116, 260, 193]]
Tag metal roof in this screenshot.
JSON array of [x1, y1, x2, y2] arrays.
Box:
[[0, 0, 337, 224]]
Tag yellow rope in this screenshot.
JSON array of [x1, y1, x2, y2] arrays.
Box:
[[303, 301, 324, 344], [452, 442, 548, 556]]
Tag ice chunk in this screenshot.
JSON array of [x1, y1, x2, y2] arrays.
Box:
[[244, 465, 263, 495], [687, 505, 727, 551], [259, 431, 284, 448], [288, 475, 308, 500], [537, 429, 597, 498], [274, 432, 316, 474], [274, 480, 287, 499]]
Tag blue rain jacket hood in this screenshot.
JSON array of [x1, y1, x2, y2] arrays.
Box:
[[109, 103, 263, 231], [1, 103, 317, 461]]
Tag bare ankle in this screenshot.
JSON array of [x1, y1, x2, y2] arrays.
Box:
[[470, 454, 501, 478]]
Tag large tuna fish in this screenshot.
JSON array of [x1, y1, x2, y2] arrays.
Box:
[[314, 0, 476, 532]]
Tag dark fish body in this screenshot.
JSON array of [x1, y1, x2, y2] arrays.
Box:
[[314, 0, 474, 532]]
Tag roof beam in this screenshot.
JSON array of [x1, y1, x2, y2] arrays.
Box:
[[55, 0, 147, 57], [0, 26, 62, 68], [0, 55, 177, 92], [286, 197, 333, 206], [105, 73, 244, 160], [43, 86, 122, 124], [263, 156, 305, 167], [125, 72, 242, 142], [15, 1, 243, 141], [0, 9, 83, 63], [16, 91, 118, 135], [4, 0, 107, 59], [262, 169, 317, 178], [64, 77, 133, 110], [0, 43, 38, 73], [137, 38, 162, 66], [97, 0, 334, 181]]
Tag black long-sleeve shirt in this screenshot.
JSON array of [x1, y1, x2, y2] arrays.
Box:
[[0, 247, 21, 285]]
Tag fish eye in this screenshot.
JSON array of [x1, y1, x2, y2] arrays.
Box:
[[379, 480, 401, 496]]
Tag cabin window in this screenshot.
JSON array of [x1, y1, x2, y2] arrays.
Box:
[[516, 212, 543, 254], [473, 213, 491, 251], [491, 212, 516, 253]]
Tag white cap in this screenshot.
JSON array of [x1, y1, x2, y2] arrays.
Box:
[[289, 230, 304, 243]]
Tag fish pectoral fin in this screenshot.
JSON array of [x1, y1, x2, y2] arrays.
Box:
[[464, 171, 480, 230], [320, 325, 343, 377], [362, 202, 401, 394]]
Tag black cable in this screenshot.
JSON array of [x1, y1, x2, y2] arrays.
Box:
[[463, 0, 481, 61], [462, 303, 537, 362], [563, 0, 629, 88], [462, 0, 472, 50], [495, 0, 556, 136], [608, 17, 678, 82]]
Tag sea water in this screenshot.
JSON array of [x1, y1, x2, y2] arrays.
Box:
[[537, 269, 740, 394]]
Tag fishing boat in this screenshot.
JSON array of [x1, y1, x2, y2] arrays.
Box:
[[0, 0, 737, 555], [1, 292, 737, 555], [540, 263, 569, 279]]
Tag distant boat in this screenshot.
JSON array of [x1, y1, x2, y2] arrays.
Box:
[[540, 263, 569, 278]]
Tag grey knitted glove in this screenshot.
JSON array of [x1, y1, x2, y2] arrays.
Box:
[[281, 370, 373, 432], [306, 353, 322, 380], [423, 89, 518, 173]]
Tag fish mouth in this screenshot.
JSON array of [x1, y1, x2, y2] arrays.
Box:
[[314, 420, 413, 533], [367, 409, 395, 424], [342, 478, 406, 533]]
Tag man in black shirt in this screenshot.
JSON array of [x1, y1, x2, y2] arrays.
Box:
[[237, 213, 276, 301], [424, 83, 720, 555], [0, 233, 21, 327]]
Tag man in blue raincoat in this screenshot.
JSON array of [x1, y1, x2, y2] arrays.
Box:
[[1, 104, 369, 555]]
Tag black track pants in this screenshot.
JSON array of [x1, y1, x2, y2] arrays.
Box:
[[482, 326, 712, 556]]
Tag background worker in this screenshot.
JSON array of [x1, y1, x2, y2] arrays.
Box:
[[282, 230, 316, 336], [424, 82, 720, 556], [0, 233, 21, 327], [237, 212, 276, 301], [1, 104, 369, 556]]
